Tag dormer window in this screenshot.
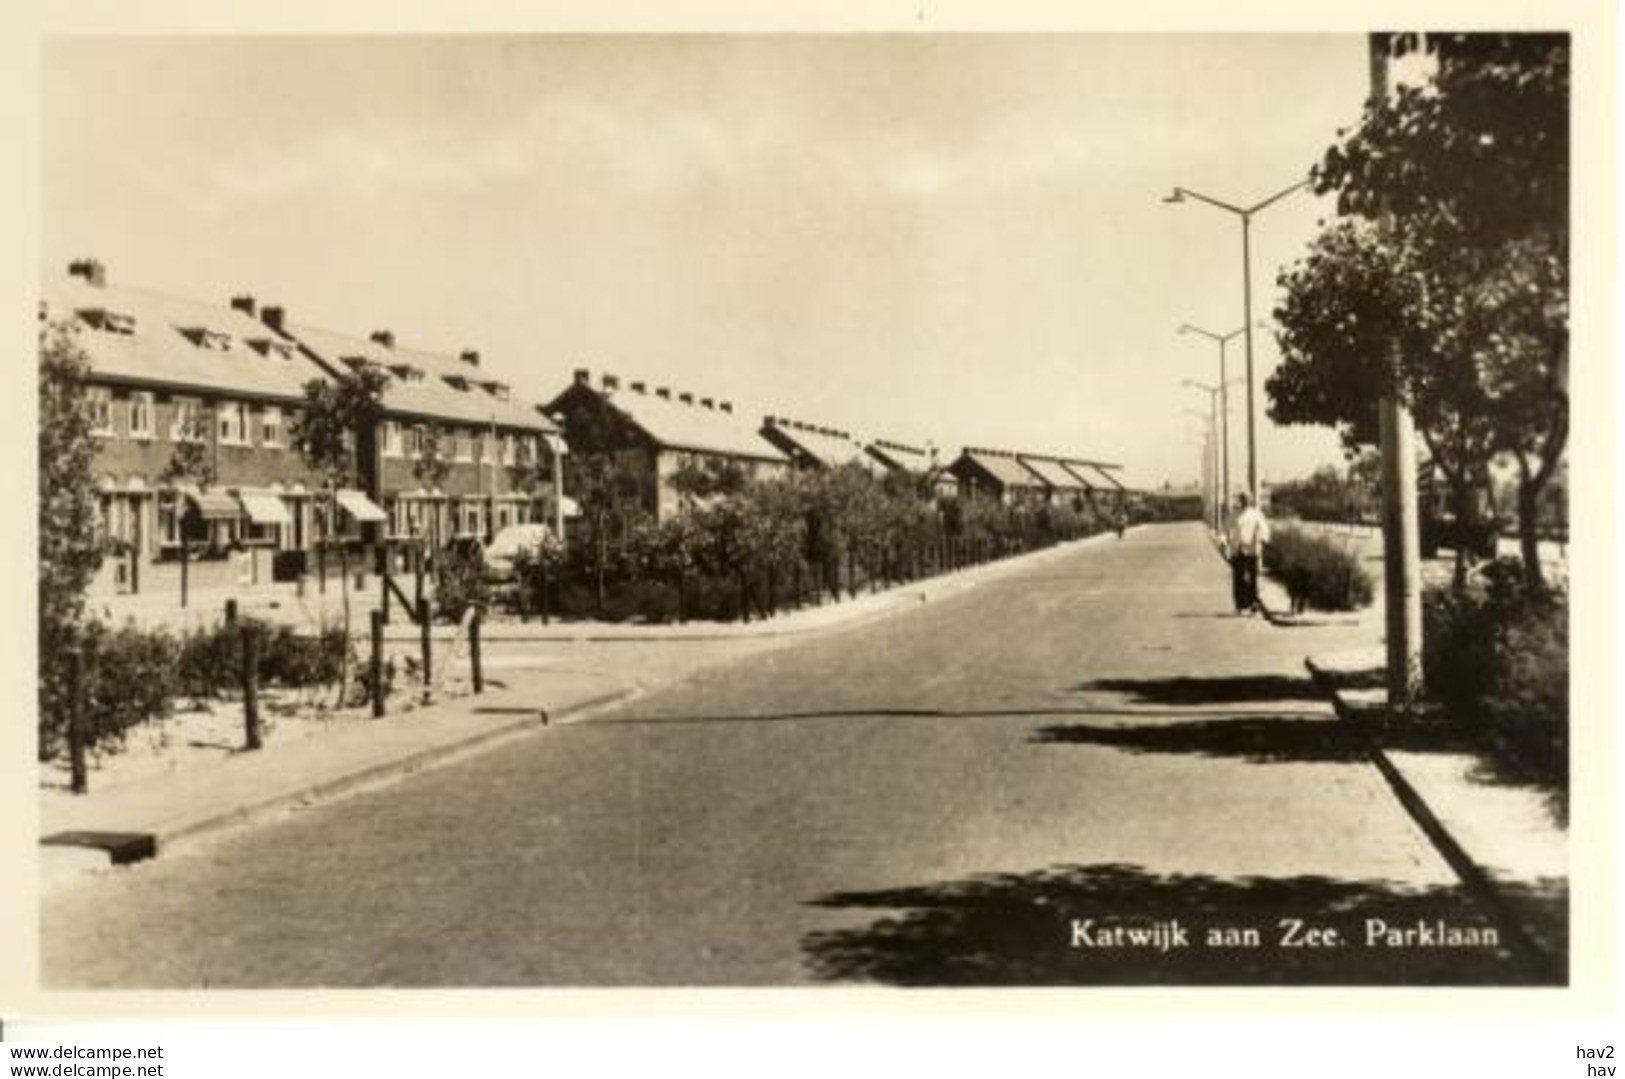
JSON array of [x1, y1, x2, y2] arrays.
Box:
[[248, 338, 297, 360], [181, 327, 234, 351], [481, 380, 511, 401], [78, 308, 137, 335], [341, 355, 371, 372], [442, 374, 471, 392], [387, 363, 424, 382]]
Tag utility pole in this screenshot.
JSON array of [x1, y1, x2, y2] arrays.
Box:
[[1370, 33, 1424, 708]]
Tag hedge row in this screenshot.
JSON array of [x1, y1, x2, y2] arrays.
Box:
[[1423, 560, 1568, 812], [488, 466, 1130, 625], [1260, 527, 1375, 612], [43, 618, 353, 758]]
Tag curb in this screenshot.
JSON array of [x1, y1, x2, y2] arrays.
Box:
[[41, 685, 639, 880], [1304, 658, 1562, 981]]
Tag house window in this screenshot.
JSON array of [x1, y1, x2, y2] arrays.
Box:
[[382, 421, 403, 458], [129, 392, 154, 439], [454, 430, 473, 462], [261, 406, 283, 448], [171, 398, 205, 442], [218, 401, 249, 445], [88, 387, 114, 436], [403, 425, 423, 457], [157, 498, 181, 546]]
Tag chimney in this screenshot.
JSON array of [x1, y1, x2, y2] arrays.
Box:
[[460, 349, 480, 367], [68, 259, 106, 288], [370, 329, 395, 349], [700, 397, 715, 410], [260, 306, 286, 332], [573, 367, 590, 386], [630, 381, 647, 394], [230, 294, 256, 318], [655, 387, 671, 400], [720, 401, 733, 414], [679, 392, 694, 405], [601, 373, 620, 391]]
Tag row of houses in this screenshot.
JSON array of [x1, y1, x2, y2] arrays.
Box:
[[43, 260, 1128, 598]]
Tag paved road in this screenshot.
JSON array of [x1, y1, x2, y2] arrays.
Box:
[[42, 523, 1544, 986]]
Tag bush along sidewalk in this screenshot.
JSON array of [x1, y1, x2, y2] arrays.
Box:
[[1423, 559, 1568, 820], [43, 613, 361, 785], [1261, 526, 1374, 613], [495, 463, 1136, 627]]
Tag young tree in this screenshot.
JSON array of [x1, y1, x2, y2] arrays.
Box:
[[38, 324, 105, 759], [290, 366, 388, 700], [410, 422, 453, 570]]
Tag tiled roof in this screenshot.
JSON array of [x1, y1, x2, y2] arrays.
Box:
[[766, 422, 872, 470], [1057, 461, 1104, 489], [957, 450, 1046, 489], [1018, 456, 1089, 491], [41, 274, 329, 402], [282, 323, 555, 433], [865, 439, 935, 475], [1073, 462, 1126, 490], [605, 389, 788, 462]]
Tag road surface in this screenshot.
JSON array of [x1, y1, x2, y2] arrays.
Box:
[[42, 523, 1545, 986]]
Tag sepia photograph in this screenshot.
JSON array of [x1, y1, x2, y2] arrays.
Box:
[[21, 17, 1592, 1008]]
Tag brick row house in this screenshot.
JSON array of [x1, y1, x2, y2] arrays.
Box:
[[863, 438, 959, 498], [544, 371, 790, 524], [42, 261, 339, 597], [759, 418, 875, 473], [946, 447, 1051, 504], [268, 319, 564, 553]]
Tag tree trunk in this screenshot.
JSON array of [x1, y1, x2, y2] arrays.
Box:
[[336, 494, 351, 707], [1516, 457, 1544, 589]]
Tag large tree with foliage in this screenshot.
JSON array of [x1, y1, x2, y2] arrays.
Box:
[[1272, 33, 1567, 585], [38, 324, 106, 758]]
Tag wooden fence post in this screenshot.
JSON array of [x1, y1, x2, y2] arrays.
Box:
[[539, 559, 551, 626], [418, 598, 432, 705], [242, 627, 262, 751], [68, 649, 88, 795], [370, 608, 386, 718], [470, 608, 484, 695], [224, 598, 238, 629]]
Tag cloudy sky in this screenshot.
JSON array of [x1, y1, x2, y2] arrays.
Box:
[[43, 34, 1373, 488]]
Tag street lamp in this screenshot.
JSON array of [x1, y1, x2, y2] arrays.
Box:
[[1178, 323, 1248, 515], [1182, 380, 1224, 529], [1165, 179, 1311, 502], [1183, 408, 1218, 531]]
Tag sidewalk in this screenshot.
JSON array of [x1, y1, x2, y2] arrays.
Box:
[[40, 668, 637, 892], [41, 532, 1119, 891], [1262, 566, 1570, 978]]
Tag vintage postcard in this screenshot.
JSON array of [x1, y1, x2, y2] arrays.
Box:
[[2, 3, 1614, 1052]]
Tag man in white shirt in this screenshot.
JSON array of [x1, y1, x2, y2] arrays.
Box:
[[1224, 491, 1271, 615]]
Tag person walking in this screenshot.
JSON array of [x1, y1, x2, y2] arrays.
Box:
[[1224, 491, 1270, 615]]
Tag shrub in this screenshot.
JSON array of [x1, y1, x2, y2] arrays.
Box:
[[176, 621, 241, 700], [1424, 560, 1568, 802], [79, 621, 179, 752], [1262, 527, 1374, 612], [259, 623, 350, 688], [435, 546, 491, 623]]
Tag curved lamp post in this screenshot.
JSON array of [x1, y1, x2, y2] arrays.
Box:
[[1164, 180, 1310, 502]]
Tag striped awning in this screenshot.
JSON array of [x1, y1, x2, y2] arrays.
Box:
[[335, 488, 387, 524], [186, 490, 242, 521], [237, 489, 291, 525]]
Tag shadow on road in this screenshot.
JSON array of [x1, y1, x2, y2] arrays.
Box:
[[1030, 716, 1369, 764], [801, 862, 1563, 986], [1074, 675, 1325, 705]]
